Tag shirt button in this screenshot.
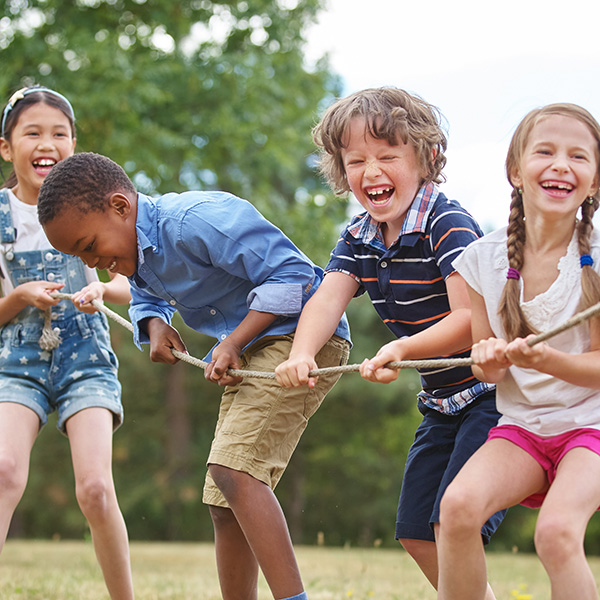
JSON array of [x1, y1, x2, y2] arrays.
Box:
[[169, 300, 176, 306], [210, 309, 216, 315], [220, 334, 227, 340], [45, 252, 54, 261], [47, 273, 55, 281], [380, 261, 388, 268], [5, 251, 14, 261]]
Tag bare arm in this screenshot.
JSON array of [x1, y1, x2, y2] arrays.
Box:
[[275, 271, 358, 388], [71, 272, 131, 313], [468, 285, 510, 384], [0, 280, 64, 325], [360, 272, 474, 383], [503, 317, 600, 388]]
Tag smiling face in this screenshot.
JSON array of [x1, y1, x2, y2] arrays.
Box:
[[42, 194, 139, 277], [511, 114, 599, 222], [341, 117, 424, 245], [0, 102, 76, 205]]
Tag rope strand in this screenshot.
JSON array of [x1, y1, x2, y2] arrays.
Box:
[[49, 292, 600, 380]]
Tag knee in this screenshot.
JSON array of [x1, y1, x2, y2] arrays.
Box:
[[0, 453, 27, 499], [75, 476, 113, 518], [208, 504, 236, 530], [399, 538, 434, 563], [439, 483, 484, 537], [534, 514, 580, 565]]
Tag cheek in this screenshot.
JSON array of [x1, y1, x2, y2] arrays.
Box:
[[345, 171, 363, 195]]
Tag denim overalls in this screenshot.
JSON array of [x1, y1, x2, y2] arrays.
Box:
[[0, 189, 122, 433]]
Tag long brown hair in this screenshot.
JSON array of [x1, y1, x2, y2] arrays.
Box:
[[500, 103, 600, 340]]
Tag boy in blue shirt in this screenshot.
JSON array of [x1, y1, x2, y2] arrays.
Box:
[[37, 152, 351, 600], [275, 87, 504, 596]]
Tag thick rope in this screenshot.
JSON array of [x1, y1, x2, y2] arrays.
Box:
[[49, 292, 600, 380]]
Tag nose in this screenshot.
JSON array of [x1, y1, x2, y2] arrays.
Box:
[[364, 158, 382, 178], [36, 133, 55, 151], [81, 254, 97, 269], [551, 152, 570, 173]]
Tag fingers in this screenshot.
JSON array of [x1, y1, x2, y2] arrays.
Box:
[[359, 358, 399, 384], [275, 359, 317, 388], [204, 359, 242, 387]]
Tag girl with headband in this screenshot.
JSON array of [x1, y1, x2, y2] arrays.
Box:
[[0, 85, 133, 599]]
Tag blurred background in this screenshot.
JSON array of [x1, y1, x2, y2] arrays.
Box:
[[2, 0, 600, 555]]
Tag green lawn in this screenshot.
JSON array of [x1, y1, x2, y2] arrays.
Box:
[[0, 540, 598, 599]]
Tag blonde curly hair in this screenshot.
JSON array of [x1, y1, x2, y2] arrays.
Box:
[[312, 87, 447, 195]]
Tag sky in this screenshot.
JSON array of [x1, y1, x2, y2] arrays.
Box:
[[304, 0, 600, 231]]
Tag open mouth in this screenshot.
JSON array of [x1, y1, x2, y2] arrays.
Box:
[[32, 158, 57, 175], [108, 260, 117, 272], [366, 186, 394, 204], [541, 180, 573, 194]]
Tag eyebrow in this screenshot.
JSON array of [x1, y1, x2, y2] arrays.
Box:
[[70, 236, 87, 253]]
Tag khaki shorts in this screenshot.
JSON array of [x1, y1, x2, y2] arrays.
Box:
[[203, 333, 350, 507]]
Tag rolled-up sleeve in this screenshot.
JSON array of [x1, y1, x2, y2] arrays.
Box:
[[246, 282, 303, 316]]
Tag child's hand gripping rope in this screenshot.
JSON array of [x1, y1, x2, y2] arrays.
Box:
[[49, 292, 600, 381]]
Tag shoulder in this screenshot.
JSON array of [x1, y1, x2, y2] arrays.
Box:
[[458, 226, 508, 266], [429, 193, 483, 233]]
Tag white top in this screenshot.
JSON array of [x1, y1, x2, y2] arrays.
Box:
[[454, 226, 600, 436], [0, 188, 97, 295]]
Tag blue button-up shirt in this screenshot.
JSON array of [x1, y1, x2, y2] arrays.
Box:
[[128, 191, 350, 358]]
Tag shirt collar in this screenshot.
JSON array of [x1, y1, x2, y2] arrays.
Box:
[[347, 182, 439, 246], [134, 193, 160, 271]]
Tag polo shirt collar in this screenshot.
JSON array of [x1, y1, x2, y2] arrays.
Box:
[[348, 183, 439, 246]]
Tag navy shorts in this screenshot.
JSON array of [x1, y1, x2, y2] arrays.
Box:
[[395, 390, 505, 544]]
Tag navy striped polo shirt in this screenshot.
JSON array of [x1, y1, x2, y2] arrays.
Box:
[[326, 184, 491, 413]]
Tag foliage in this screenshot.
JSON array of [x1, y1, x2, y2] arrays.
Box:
[[0, 0, 347, 259], [2, 0, 595, 556]]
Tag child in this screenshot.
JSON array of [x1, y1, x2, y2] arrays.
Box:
[[0, 86, 133, 598], [275, 87, 504, 595], [37, 151, 351, 600], [437, 103, 600, 599]]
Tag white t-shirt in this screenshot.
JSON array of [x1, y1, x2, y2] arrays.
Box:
[[0, 188, 97, 295], [454, 226, 600, 436]]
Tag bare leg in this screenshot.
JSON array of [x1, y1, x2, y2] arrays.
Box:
[[534, 448, 600, 600], [209, 505, 259, 600], [0, 403, 39, 550], [400, 536, 496, 598], [209, 464, 304, 600], [438, 439, 547, 600], [67, 408, 134, 600]]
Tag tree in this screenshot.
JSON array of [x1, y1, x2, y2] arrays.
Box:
[[1, 0, 356, 543]]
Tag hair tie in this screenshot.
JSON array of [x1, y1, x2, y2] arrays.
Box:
[[580, 254, 594, 267], [506, 267, 521, 280]]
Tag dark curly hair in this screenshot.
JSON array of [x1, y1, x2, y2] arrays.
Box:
[[38, 152, 136, 225]]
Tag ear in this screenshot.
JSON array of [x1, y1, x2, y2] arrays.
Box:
[[0, 138, 12, 163], [588, 173, 599, 198], [509, 168, 522, 189], [108, 192, 132, 219]]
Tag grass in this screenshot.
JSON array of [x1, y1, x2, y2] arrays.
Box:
[[1, 540, 600, 599]]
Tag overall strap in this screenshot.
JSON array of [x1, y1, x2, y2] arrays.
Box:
[[0, 189, 17, 244]]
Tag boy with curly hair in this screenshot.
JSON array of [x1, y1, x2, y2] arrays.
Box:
[[276, 87, 504, 596]]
